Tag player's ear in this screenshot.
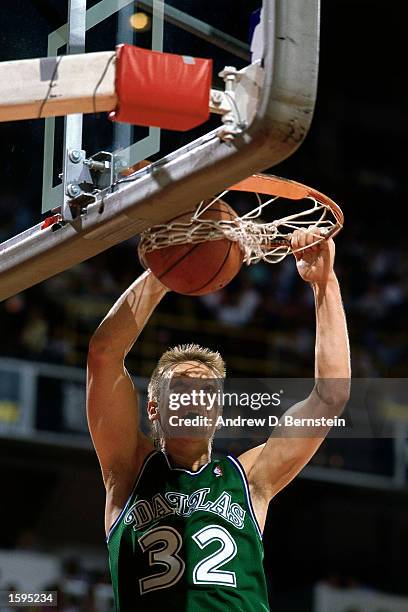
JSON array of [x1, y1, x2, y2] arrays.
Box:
[[147, 400, 159, 421]]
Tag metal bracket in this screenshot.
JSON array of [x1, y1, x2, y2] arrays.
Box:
[[219, 66, 240, 135], [85, 151, 114, 191], [217, 66, 242, 142], [63, 148, 92, 213], [62, 149, 115, 217], [217, 61, 264, 142]]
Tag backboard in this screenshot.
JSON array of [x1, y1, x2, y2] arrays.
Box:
[[0, 0, 320, 300]]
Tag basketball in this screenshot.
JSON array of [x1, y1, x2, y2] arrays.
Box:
[[139, 200, 244, 295]]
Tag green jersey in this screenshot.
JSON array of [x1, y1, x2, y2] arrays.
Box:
[[107, 450, 270, 611]]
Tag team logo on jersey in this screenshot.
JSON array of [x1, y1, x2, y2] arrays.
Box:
[[124, 487, 246, 531], [213, 465, 223, 477]]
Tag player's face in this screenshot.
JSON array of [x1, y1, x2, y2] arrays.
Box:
[[158, 361, 222, 440]]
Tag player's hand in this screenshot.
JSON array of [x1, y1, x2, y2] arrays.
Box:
[[291, 227, 335, 285]]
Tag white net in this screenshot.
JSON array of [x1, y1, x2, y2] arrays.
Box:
[[139, 178, 343, 265]]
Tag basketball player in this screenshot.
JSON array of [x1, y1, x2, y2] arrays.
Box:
[[87, 228, 350, 611]]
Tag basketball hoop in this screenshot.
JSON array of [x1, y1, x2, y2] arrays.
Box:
[[138, 174, 344, 265]]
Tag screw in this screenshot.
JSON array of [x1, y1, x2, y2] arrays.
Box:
[[67, 183, 81, 198], [69, 150, 82, 163]]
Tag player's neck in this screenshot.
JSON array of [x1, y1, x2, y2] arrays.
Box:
[[163, 439, 211, 472]]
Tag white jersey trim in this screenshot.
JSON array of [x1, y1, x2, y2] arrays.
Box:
[[106, 450, 159, 544], [160, 450, 211, 475], [227, 454, 263, 540]]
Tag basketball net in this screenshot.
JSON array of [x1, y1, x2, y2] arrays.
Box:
[[138, 174, 344, 265]]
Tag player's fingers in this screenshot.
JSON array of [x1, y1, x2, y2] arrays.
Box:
[[312, 226, 330, 252], [306, 225, 320, 241], [291, 230, 299, 251], [306, 226, 322, 251], [291, 230, 302, 258], [304, 231, 315, 247], [296, 229, 308, 250]]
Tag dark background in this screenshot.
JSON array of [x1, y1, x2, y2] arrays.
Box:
[[0, 1, 407, 610]]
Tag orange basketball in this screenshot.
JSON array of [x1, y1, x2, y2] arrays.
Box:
[[139, 201, 244, 295]]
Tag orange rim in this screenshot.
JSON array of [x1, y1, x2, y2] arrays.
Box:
[[228, 173, 344, 237]]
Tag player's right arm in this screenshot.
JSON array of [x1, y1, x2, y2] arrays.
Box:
[[86, 271, 168, 492]]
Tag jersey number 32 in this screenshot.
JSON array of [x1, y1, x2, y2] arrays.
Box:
[[138, 524, 237, 595]]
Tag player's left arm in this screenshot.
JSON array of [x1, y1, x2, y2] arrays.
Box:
[[240, 228, 351, 502]]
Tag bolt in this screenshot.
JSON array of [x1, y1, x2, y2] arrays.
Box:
[[85, 159, 110, 172], [69, 150, 82, 163], [67, 183, 81, 198], [219, 66, 238, 81]]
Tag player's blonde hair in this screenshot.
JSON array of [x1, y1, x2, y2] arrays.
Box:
[[148, 343, 226, 402], [148, 344, 226, 448]]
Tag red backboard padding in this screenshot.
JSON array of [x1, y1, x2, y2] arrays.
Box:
[[109, 44, 212, 131]]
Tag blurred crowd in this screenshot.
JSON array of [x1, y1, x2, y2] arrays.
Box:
[[0, 550, 114, 612]]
